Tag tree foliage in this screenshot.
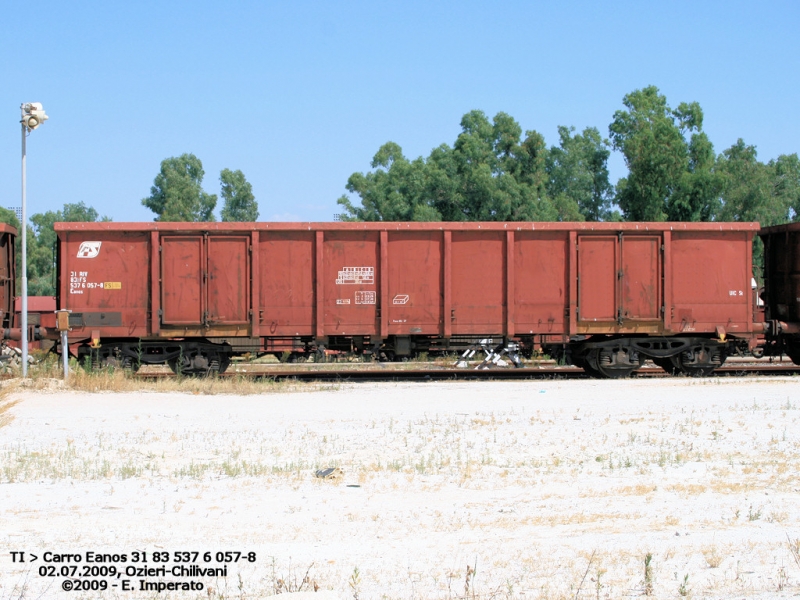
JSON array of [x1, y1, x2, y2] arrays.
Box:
[[0, 202, 108, 296], [220, 168, 259, 222], [339, 93, 797, 228], [142, 153, 217, 222], [609, 85, 721, 221], [546, 126, 617, 221], [338, 111, 577, 222]]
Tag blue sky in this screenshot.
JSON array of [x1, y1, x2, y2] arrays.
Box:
[[1, 0, 798, 223]]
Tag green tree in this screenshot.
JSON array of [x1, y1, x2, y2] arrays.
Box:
[[610, 86, 717, 221], [142, 153, 217, 222], [667, 130, 723, 222], [220, 169, 259, 221], [770, 153, 800, 222], [27, 202, 109, 295], [546, 126, 615, 221], [337, 142, 434, 221], [0, 207, 21, 231], [714, 140, 779, 224], [338, 110, 565, 222]]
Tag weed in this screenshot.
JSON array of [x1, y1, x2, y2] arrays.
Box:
[[678, 573, 690, 597], [748, 504, 762, 521], [573, 550, 596, 600], [593, 567, 606, 600], [644, 552, 654, 596], [273, 560, 317, 595], [776, 566, 787, 592], [348, 566, 361, 600], [464, 562, 476, 599]]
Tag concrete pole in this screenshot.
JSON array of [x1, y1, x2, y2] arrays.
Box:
[[21, 122, 28, 377], [61, 330, 69, 381]]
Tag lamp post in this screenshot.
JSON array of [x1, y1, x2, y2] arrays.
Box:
[[20, 102, 48, 377]]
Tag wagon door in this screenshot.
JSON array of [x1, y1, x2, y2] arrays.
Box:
[[577, 233, 662, 326], [161, 236, 204, 325], [161, 234, 250, 328], [620, 235, 661, 321], [577, 235, 617, 322], [207, 236, 250, 325]]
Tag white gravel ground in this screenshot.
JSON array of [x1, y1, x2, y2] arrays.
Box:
[[1, 377, 800, 600]]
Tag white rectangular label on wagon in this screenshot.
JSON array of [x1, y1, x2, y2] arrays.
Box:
[[336, 266, 374, 285]]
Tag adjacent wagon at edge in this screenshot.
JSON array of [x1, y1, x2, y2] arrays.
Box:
[[759, 222, 800, 363]]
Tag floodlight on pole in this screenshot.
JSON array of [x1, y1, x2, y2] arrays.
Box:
[[20, 102, 48, 377]]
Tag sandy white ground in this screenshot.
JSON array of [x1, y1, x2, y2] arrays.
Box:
[[1, 377, 799, 599]]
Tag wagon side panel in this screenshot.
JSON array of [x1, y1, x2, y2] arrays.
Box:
[[450, 231, 504, 335], [58, 230, 151, 338], [323, 231, 379, 336], [386, 231, 442, 336], [513, 231, 568, 335], [577, 235, 618, 323], [258, 231, 315, 336], [161, 236, 204, 325], [670, 231, 752, 334], [207, 236, 250, 325]]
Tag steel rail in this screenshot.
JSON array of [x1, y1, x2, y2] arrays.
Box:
[[132, 362, 800, 381]]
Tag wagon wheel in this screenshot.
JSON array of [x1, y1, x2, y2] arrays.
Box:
[[595, 362, 639, 379], [784, 340, 800, 366], [676, 360, 720, 377], [167, 356, 188, 375], [168, 350, 230, 376], [216, 354, 231, 375], [675, 346, 726, 377], [573, 355, 602, 378], [109, 356, 140, 372], [652, 356, 680, 375], [587, 348, 642, 379]]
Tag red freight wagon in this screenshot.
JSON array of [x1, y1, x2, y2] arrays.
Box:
[[759, 222, 800, 363], [0, 223, 16, 333], [52, 221, 763, 377]]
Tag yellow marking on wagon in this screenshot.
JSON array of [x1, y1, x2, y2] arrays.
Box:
[[104, 282, 122, 289]]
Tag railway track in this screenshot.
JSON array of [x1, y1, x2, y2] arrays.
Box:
[[133, 359, 800, 381]]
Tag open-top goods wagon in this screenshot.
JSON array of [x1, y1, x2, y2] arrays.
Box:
[[49, 221, 763, 377], [0, 223, 16, 334], [759, 222, 800, 362]]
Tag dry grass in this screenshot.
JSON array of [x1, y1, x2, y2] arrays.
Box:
[[4, 354, 307, 396], [702, 544, 724, 568], [0, 396, 21, 429]]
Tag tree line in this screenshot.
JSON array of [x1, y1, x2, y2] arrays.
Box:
[[337, 86, 800, 226], [2, 85, 797, 297], [0, 153, 258, 295]]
